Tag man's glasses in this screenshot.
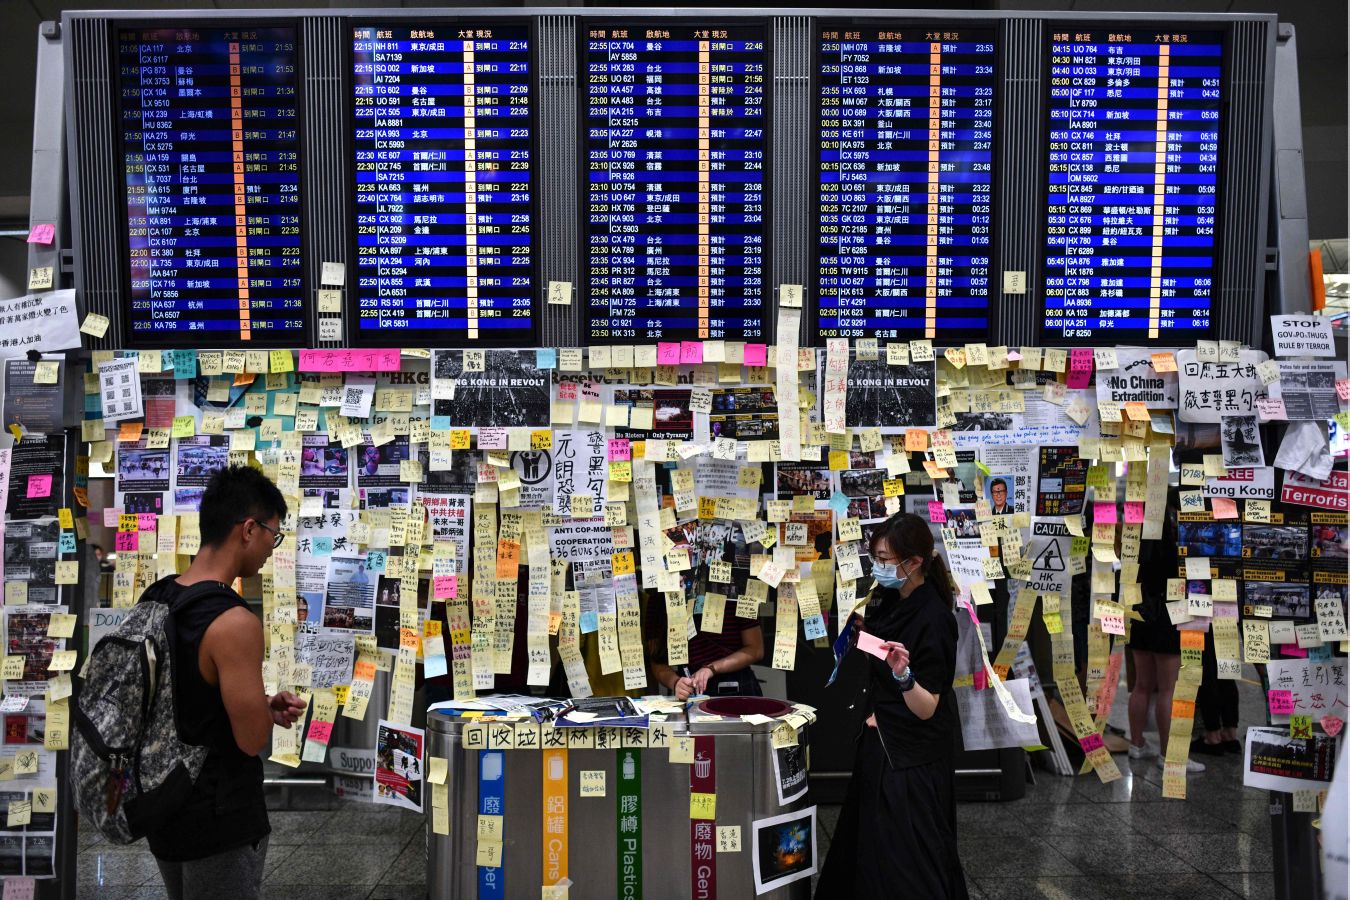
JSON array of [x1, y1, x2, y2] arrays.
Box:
[[238, 518, 286, 549]]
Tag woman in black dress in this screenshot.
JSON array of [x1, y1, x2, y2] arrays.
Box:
[[815, 512, 968, 899]]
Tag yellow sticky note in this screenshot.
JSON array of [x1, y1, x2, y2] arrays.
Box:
[[171, 415, 196, 438], [429, 757, 449, 786], [1, 657, 25, 680], [689, 791, 716, 820], [579, 770, 607, 797], [670, 736, 694, 764], [80, 312, 111, 338], [716, 825, 741, 853]]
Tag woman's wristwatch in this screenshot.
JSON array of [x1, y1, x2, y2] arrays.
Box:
[[892, 666, 915, 692]]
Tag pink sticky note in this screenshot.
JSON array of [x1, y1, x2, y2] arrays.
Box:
[[1079, 733, 1105, 754], [102, 507, 123, 528], [2, 876, 35, 900], [433, 575, 458, 600], [656, 342, 681, 366], [1123, 501, 1144, 524], [556, 381, 578, 401], [115, 531, 139, 552], [680, 341, 704, 365], [927, 501, 947, 523], [1337, 379, 1350, 403], [136, 512, 159, 531], [856, 630, 891, 661], [1277, 644, 1308, 659], [1211, 497, 1239, 520], [26, 224, 54, 246], [298, 349, 400, 372], [743, 343, 768, 367], [476, 427, 507, 450], [1322, 714, 1345, 738], [1255, 396, 1287, 422], [972, 669, 988, 691], [1268, 689, 1295, 715], [306, 720, 334, 744], [607, 439, 631, 462], [1092, 501, 1118, 524], [25, 474, 51, 499], [1066, 348, 1094, 389]]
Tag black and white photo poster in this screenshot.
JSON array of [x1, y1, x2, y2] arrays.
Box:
[[842, 359, 936, 429]]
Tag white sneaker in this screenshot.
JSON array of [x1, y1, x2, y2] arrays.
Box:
[[1156, 757, 1207, 773], [1127, 741, 1156, 759]]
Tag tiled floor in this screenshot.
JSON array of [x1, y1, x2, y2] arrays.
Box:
[[76, 673, 1279, 899]]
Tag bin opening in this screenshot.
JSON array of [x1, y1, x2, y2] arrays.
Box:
[[696, 696, 794, 718]]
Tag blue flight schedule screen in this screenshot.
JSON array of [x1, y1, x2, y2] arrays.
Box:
[[1042, 29, 1223, 343], [584, 25, 768, 343], [352, 24, 535, 345], [119, 27, 305, 345], [817, 26, 995, 342]]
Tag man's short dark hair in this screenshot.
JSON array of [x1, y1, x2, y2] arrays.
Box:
[[199, 465, 288, 547], [990, 478, 1007, 492]]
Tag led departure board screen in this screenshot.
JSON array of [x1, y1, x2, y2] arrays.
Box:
[[352, 24, 535, 346], [817, 26, 996, 342], [584, 24, 768, 343], [1041, 29, 1223, 343], [119, 26, 305, 345]]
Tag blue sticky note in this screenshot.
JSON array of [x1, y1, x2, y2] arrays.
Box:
[[693, 594, 706, 615], [58, 532, 77, 554], [1309, 645, 1333, 662], [171, 349, 197, 379], [423, 651, 448, 679], [536, 348, 557, 370], [432, 415, 452, 431], [311, 535, 334, 556], [803, 614, 828, 641], [579, 611, 599, 635], [365, 549, 388, 573], [828, 491, 851, 516]]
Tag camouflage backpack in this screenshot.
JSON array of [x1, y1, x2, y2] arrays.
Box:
[[72, 579, 231, 843]]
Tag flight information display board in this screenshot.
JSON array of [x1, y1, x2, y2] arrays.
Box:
[[119, 26, 305, 345], [583, 24, 768, 343], [1041, 29, 1223, 343], [352, 24, 535, 346], [817, 25, 996, 342]]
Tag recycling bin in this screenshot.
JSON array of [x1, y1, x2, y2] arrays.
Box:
[[426, 696, 814, 899]]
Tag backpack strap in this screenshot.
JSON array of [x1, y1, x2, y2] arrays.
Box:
[[167, 580, 238, 615]]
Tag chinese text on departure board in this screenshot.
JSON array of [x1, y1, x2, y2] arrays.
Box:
[[353, 25, 535, 345], [119, 27, 304, 344], [818, 27, 995, 342], [584, 26, 768, 343], [1042, 30, 1223, 342]]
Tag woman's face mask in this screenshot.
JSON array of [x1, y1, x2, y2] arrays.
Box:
[[871, 559, 911, 590]]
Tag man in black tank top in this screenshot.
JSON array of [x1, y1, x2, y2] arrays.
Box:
[[147, 466, 306, 900]]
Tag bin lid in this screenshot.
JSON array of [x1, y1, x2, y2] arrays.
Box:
[[696, 697, 794, 718], [687, 696, 799, 734]]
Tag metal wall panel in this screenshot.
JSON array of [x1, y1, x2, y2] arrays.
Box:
[[302, 16, 349, 348], [538, 14, 578, 347], [771, 16, 811, 345], [993, 16, 1043, 349], [1216, 19, 1277, 342], [67, 17, 123, 349]]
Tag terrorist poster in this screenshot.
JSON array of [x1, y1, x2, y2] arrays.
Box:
[[751, 806, 818, 894], [1243, 726, 1338, 792], [1035, 446, 1088, 517], [772, 740, 808, 806], [432, 349, 549, 428], [375, 720, 424, 813], [323, 554, 376, 634], [6, 436, 62, 520], [3, 358, 64, 435], [842, 359, 936, 429]]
